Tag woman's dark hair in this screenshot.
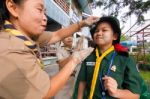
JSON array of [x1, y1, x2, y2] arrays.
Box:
[[90, 16, 121, 45], [0, 0, 23, 29]]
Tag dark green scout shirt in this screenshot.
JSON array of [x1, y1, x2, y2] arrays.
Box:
[[78, 49, 143, 99]]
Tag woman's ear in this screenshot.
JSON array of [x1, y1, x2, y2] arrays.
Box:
[[5, 0, 19, 18]]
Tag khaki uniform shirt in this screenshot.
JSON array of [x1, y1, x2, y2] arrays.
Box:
[[0, 31, 51, 99], [56, 46, 71, 61]]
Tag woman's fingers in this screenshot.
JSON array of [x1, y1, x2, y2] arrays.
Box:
[[84, 16, 99, 26], [72, 47, 94, 64]]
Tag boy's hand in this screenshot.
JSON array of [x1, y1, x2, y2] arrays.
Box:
[[103, 75, 118, 98]]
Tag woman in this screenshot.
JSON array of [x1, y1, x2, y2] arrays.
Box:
[[0, 0, 98, 99], [74, 16, 143, 99]]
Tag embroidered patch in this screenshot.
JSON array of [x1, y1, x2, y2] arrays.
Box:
[[86, 62, 95, 66], [111, 65, 116, 72]]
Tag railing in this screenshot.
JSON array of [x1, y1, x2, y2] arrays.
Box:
[[44, 0, 70, 26], [41, 50, 56, 58], [54, 0, 69, 14], [42, 57, 57, 66]]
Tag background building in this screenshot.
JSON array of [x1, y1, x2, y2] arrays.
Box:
[[42, 0, 94, 65]]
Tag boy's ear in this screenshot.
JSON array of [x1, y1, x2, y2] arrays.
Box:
[[113, 33, 118, 41]]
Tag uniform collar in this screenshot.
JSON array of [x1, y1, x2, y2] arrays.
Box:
[[104, 51, 115, 61], [96, 47, 115, 61], [62, 45, 73, 50]]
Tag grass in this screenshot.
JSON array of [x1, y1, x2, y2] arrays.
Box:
[[140, 70, 150, 90], [140, 71, 150, 83]]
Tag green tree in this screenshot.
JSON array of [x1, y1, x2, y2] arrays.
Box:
[[95, 0, 150, 23], [120, 35, 130, 41]]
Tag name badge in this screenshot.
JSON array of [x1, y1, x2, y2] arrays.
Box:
[[86, 62, 95, 66]]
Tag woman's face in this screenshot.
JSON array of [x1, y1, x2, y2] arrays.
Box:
[[13, 0, 47, 36], [93, 22, 117, 46]]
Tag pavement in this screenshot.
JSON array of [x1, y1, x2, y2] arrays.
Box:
[[43, 59, 81, 99]]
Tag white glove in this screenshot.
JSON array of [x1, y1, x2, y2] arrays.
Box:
[[84, 16, 99, 26], [72, 47, 94, 64]]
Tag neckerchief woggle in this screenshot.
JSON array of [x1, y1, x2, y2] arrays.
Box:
[[63, 46, 73, 54], [4, 20, 44, 69], [89, 46, 115, 99]]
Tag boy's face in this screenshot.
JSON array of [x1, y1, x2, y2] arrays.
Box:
[[93, 22, 117, 46], [63, 36, 73, 47]]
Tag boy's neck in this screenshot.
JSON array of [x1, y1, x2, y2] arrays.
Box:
[[98, 44, 112, 53]]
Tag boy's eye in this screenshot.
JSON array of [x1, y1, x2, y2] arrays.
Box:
[[102, 29, 108, 32], [95, 30, 99, 33]]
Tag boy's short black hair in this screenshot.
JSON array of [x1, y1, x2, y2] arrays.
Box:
[[90, 16, 121, 44]]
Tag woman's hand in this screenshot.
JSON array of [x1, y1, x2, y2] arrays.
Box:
[[103, 75, 118, 98], [72, 47, 94, 65], [83, 16, 99, 26]]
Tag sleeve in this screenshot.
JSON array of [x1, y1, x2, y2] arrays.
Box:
[[78, 60, 87, 81], [37, 31, 52, 47], [123, 56, 143, 94], [9, 49, 50, 97]]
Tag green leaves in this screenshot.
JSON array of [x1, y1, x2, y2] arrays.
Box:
[[95, 0, 150, 23]]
